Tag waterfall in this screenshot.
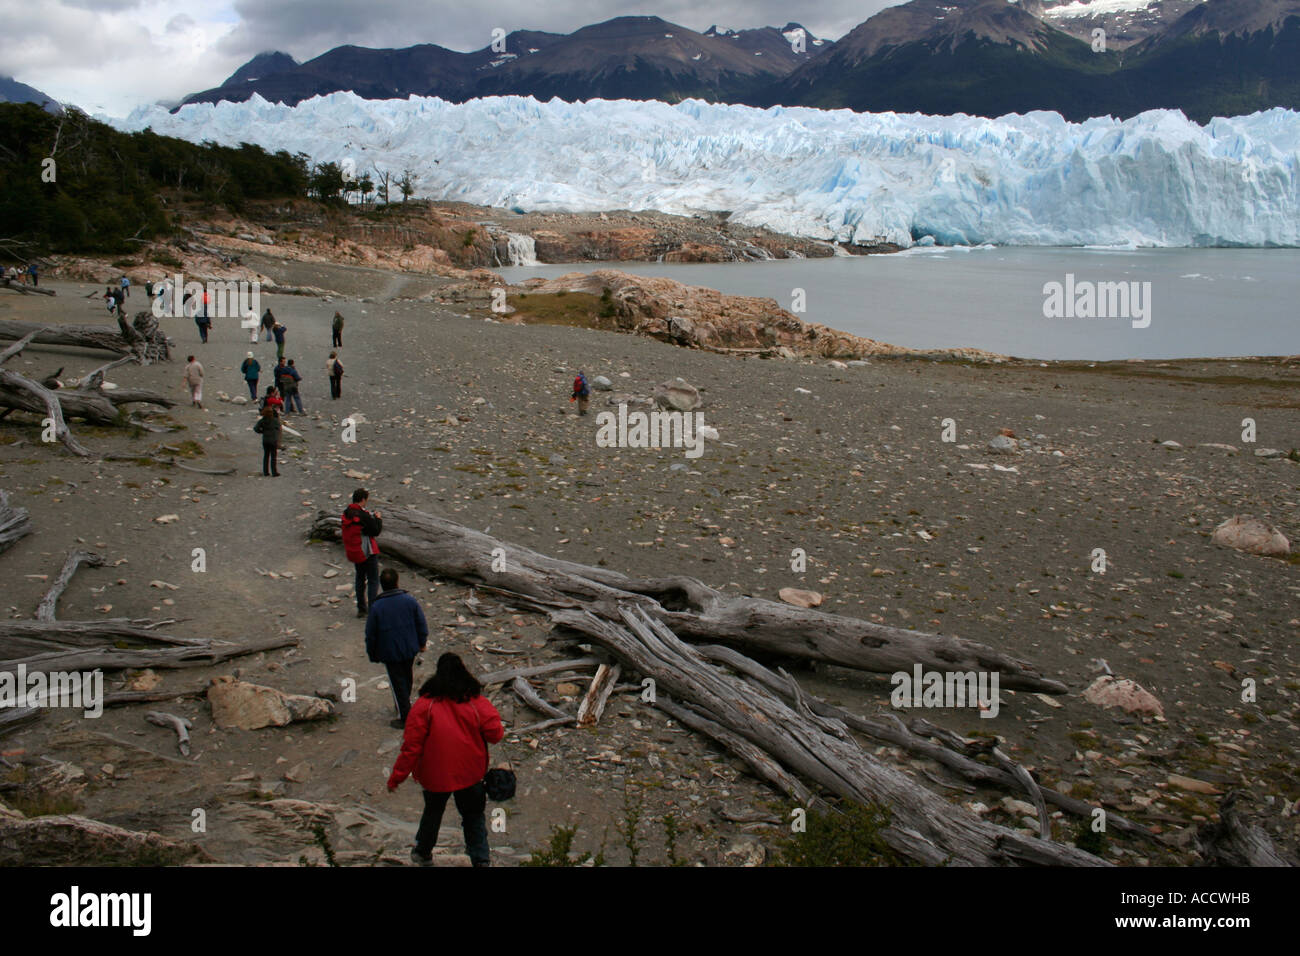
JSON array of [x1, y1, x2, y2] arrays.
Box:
[[506, 233, 538, 266]]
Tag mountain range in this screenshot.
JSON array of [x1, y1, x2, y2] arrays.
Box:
[[175, 0, 1300, 122], [0, 76, 61, 113]]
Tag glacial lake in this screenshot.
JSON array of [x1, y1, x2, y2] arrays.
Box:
[[497, 247, 1300, 361]]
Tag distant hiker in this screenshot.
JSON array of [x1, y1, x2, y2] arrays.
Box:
[[27, 262, 37, 286], [571, 370, 590, 416], [104, 287, 117, 315], [195, 306, 211, 343], [253, 405, 282, 477], [240, 352, 260, 400], [365, 567, 429, 728], [332, 311, 345, 347], [327, 351, 344, 399], [144, 279, 154, 298], [183, 355, 204, 408], [273, 322, 286, 359], [286, 359, 304, 413], [260, 384, 284, 415], [261, 308, 275, 342], [388, 652, 503, 867], [342, 488, 382, 618], [120, 275, 130, 299]]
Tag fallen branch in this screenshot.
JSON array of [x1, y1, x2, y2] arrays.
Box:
[[0, 706, 41, 739], [3, 634, 298, 675], [0, 491, 33, 555], [1197, 792, 1296, 867], [145, 711, 192, 757], [102, 686, 207, 708], [576, 662, 621, 728], [511, 677, 568, 720], [35, 550, 104, 622], [478, 657, 600, 686]]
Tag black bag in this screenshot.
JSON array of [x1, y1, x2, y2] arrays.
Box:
[[483, 766, 516, 802]]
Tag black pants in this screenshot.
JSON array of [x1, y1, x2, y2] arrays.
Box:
[[415, 783, 489, 866], [262, 443, 279, 476], [330, 375, 342, 399], [332, 329, 342, 347], [354, 554, 379, 611], [385, 658, 415, 722]]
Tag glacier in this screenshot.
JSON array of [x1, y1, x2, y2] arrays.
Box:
[[113, 93, 1300, 249]]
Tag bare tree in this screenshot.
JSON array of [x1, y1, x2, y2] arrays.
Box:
[[371, 165, 391, 204], [397, 168, 417, 203]]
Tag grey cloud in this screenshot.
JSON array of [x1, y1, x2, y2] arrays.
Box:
[[219, 0, 901, 60]]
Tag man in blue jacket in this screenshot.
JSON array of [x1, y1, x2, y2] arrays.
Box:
[[365, 568, 429, 728]]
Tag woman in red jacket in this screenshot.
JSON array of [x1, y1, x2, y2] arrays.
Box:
[[388, 653, 504, 867]]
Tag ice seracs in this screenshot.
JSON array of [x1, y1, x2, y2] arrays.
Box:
[[113, 93, 1300, 249]]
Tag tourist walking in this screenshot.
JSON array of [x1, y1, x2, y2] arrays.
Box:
[[273, 321, 286, 359], [342, 488, 382, 617], [195, 302, 212, 343], [286, 360, 304, 413], [253, 405, 282, 477], [332, 311, 344, 347], [27, 262, 38, 286], [388, 652, 503, 867], [274, 358, 302, 414], [120, 275, 130, 299], [365, 567, 429, 728], [182, 355, 204, 408], [571, 370, 590, 416], [261, 308, 275, 342], [327, 351, 344, 399], [240, 352, 260, 401]]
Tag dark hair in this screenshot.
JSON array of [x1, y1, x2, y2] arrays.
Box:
[[352, 488, 368, 503], [419, 653, 481, 703], [186, 355, 194, 362], [265, 385, 275, 395], [379, 567, 398, 590]]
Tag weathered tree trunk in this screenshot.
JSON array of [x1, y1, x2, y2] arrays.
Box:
[[0, 312, 169, 363], [1197, 792, 1296, 867], [564, 605, 1105, 866], [0, 809, 213, 866], [0, 278, 55, 297], [2, 634, 298, 675], [309, 508, 1066, 693], [0, 491, 33, 555]]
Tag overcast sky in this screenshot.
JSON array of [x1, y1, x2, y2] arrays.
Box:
[[2, 0, 905, 116]]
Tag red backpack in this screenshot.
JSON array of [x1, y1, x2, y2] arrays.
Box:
[[341, 506, 379, 563]]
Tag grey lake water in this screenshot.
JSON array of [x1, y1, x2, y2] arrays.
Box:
[[497, 247, 1300, 361]]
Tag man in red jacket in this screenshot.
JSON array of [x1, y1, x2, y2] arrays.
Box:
[[388, 653, 504, 867]]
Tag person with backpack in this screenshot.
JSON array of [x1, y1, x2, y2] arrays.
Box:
[[571, 370, 591, 416], [275, 358, 302, 414], [195, 301, 212, 343], [252, 405, 282, 476], [332, 311, 345, 347], [240, 352, 260, 401], [342, 488, 382, 618], [272, 322, 287, 360], [365, 567, 429, 729], [388, 652, 503, 867], [261, 308, 275, 342], [327, 351, 344, 399]]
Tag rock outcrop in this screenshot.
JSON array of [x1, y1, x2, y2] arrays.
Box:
[[207, 676, 335, 730]]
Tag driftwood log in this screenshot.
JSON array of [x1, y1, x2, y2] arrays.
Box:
[[0, 312, 169, 363], [1197, 792, 1296, 867], [309, 508, 1066, 693], [0, 491, 33, 555], [0, 328, 89, 455], [0, 278, 55, 296], [308, 508, 1106, 866], [145, 711, 193, 757]]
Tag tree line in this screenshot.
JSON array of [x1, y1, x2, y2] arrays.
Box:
[[0, 102, 420, 257]]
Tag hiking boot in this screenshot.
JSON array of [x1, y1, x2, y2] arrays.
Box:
[[409, 850, 433, 867], [356, 608, 367, 618], [389, 718, 406, 730]]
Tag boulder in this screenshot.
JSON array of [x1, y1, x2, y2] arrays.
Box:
[[1211, 516, 1289, 557], [591, 375, 613, 391], [988, 435, 1019, 455], [652, 381, 702, 412], [723, 839, 766, 867], [207, 676, 335, 730], [1082, 676, 1164, 718]]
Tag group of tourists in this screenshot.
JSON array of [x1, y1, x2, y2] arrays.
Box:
[[343, 488, 504, 867], [4, 263, 38, 285]]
